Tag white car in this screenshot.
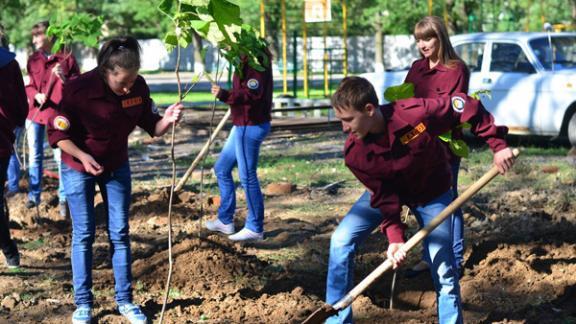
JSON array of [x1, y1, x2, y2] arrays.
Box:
[[362, 32, 576, 145]]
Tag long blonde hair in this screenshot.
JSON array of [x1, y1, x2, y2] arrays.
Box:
[[414, 16, 462, 69]]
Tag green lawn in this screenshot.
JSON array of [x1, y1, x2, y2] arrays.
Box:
[[150, 88, 336, 106]]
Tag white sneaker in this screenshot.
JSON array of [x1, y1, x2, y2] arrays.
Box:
[[228, 228, 264, 241], [205, 219, 235, 234]]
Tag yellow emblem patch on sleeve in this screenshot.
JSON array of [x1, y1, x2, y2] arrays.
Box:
[[53, 116, 70, 131], [400, 122, 426, 145], [121, 96, 143, 108], [451, 96, 466, 113]]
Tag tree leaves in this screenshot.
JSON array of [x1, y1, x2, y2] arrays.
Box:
[[46, 13, 103, 53], [159, 0, 268, 75], [384, 82, 414, 102]]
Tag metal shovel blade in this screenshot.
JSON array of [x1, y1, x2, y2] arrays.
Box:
[[302, 304, 337, 324]]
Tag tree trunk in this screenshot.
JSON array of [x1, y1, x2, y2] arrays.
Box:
[[445, 0, 456, 34], [374, 12, 384, 72], [192, 31, 205, 73], [572, 0, 576, 27]]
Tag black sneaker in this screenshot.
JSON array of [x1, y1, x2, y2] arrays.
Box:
[[25, 200, 37, 209], [3, 244, 20, 269]]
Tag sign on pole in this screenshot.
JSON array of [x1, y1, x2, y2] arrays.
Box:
[[305, 0, 332, 23]]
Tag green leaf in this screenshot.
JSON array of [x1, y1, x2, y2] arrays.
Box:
[[470, 89, 492, 100], [158, 0, 174, 16], [209, 0, 241, 26], [190, 20, 210, 30], [438, 130, 452, 143], [181, 0, 210, 5], [384, 83, 415, 102], [449, 139, 470, 158], [164, 33, 179, 46], [205, 22, 226, 45]]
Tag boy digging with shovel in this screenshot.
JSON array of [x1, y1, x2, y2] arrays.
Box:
[[325, 76, 515, 324]]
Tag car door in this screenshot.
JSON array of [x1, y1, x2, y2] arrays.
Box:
[[454, 41, 487, 97], [483, 41, 542, 134]]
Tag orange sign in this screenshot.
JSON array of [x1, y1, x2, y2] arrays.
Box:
[[304, 0, 332, 23], [400, 122, 427, 145], [122, 97, 143, 108]]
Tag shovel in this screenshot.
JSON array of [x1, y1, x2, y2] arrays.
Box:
[[302, 148, 520, 324]]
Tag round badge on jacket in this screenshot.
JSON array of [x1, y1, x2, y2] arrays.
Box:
[[247, 79, 259, 90], [451, 96, 466, 113], [53, 116, 70, 131]]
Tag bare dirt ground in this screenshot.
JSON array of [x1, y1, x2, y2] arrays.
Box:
[[1, 113, 575, 323]]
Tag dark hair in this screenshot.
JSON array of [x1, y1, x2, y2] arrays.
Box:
[[331, 77, 379, 112], [97, 36, 141, 74], [31, 21, 49, 36], [0, 23, 8, 49], [414, 16, 462, 69]]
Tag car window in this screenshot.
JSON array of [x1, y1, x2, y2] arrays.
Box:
[[490, 43, 535, 73], [454, 42, 484, 72], [529, 36, 576, 71]]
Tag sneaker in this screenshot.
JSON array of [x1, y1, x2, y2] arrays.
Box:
[[118, 303, 148, 324], [404, 260, 430, 278], [58, 201, 68, 218], [228, 228, 264, 241], [72, 305, 92, 324], [5, 253, 20, 269], [25, 200, 37, 209], [205, 218, 235, 235]]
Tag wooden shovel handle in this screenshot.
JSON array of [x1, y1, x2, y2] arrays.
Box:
[[175, 109, 231, 191], [332, 148, 520, 311]]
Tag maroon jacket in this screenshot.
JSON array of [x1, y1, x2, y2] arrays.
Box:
[[405, 58, 469, 98], [405, 58, 470, 162], [0, 49, 28, 158], [344, 94, 508, 243], [26, 51, 80, 125], [47, 69, 161, 173], [217, 58, 273, 126]]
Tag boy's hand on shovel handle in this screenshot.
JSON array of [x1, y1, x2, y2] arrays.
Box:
[[387, 243, 406, 269], [494, 147, 516, 175]]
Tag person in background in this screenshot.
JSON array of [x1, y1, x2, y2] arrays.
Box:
[[0, 34, 28, 268], [325, 76, 515, 324], [205, 48, 273, 241], [7, 21, 80, 219], [47, 36, 182, 324], [404, 16, 470, 278]]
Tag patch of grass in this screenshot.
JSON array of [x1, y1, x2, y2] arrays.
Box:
[[22, 239, 44, 250], [7, 267, 26, 274], [259, 156, 353, 187], [150, 87, 335, 107], [20, 292, 33, 302], [260, 248, 304, 263], [151, 91, 217, 105], [459, 146, 576, 192], [168, 288, 182, 299]]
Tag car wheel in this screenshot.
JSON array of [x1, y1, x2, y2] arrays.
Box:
[[569, 113, 576, 147]]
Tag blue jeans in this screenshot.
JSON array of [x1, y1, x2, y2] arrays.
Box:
[[63, 162, 133, 307], [451, 160, 464, 269], [7, 127, 22, 193], [214, 123, 270, 233], [9, 121, 66, 203], [326, 190, 462, 324]]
